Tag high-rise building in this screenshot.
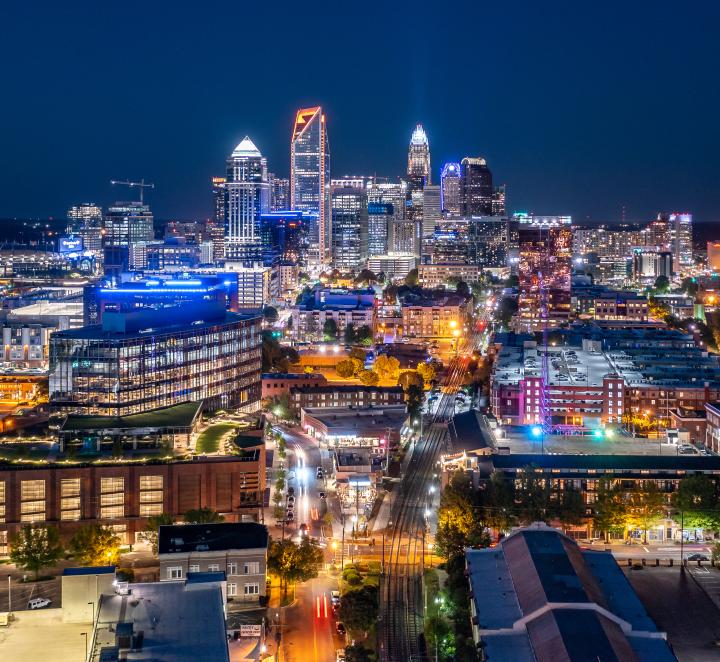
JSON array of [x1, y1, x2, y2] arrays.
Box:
[[460, 157, 493, 216], [260, 210, 313, 264], [708, 241, 720, 271], [67, 203, 103, 251], [669, 212, 693, 268], [224, 137, 269, 266], [407, 124, 430, 187], [210, 176, 226, 263], [367, 182, 407, 257], [440, 163, 462, 215], [422, 185, 441, 237], [331, 186, 368, 271], [103, 202, 154, 269], [269, 173, 290, 211], [367, 201, 392, 257], [290, 106, 330, 265], [492, 184, 506, 216], [516, 214, 573, 331]]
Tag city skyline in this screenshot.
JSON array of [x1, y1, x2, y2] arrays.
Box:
[[2, 2, 719, 224]]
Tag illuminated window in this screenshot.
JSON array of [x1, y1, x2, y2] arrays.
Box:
[[100, 505, 124, 519], [20, 480, 45, 522], [139, 503, 163, 517]]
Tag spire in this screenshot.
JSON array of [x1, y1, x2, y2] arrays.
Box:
[[410, 124, 428, 146], [231, 136, 261, 158]]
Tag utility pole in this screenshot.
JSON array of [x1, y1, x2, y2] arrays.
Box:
[[110, 178, 155, 204]]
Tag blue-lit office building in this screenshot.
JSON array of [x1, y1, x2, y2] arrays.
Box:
[[367, 202, 392, 257], [51, 277, 261, 416], [259, 210, 313, 265]]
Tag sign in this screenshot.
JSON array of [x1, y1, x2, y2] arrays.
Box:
[[240, 624, 262, 637]]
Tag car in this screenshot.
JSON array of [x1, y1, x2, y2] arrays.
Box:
[[336, 622, 346, 636], [299, 523, 308, 536], [287, 495, 295, 504], [316, 470, 324, 479], [287, 486, 295, 496], [330, 590, 341, 605], [286, 502, 294, 511], [319, 491, 327, 499], [286, 511, 294, 521], [28, 597, 51, 610], [336, 649, 346, 662], [687, 553, 709, 561]]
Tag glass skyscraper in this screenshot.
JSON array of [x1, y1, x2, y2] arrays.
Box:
[[290, 107, 330, 265], [331, 186, 368, 270], [224, 137, 269, 265]]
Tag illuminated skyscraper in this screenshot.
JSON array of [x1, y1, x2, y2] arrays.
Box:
[[331, 186, 368, 270], [407, 124, 430, 186], [440, 163, 462, 214], [67, 203, 103, 251], [224, 137, 269, 265], [290, 106, 330, 265], [422, 185, 441, 236], [516, 214, 573, 331], [367, 182, 407, 256], [669, 212, 693, 268], [269, 173, 290, 211], [210, 176, 226, 262], [460, 157, 493, 216]]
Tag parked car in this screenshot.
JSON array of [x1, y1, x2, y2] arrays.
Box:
[[287, 495, 295, 504], [331, 590, 341, 605], [28, 598, 51, 610], [286, 511, 294, 521], [299, 523, 308, 536], [336, 649, 346, 662], [687, 553, 709, 561], [336, 622, 346, 636], [287, 486, 295, 496], [319, 491, 327, 499]]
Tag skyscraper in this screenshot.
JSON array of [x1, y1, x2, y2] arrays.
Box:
[[269, 173, 290, 211], [331, 186, 368, 270], [210, 176, 226, 262], [460, 157, 494, 216], [224, 137, 269, 265], [290, 106, 330, 265], [669, 212, 693, 269], [440, 163, 462, 215], [407, 124, 430, 187], [492, 184, 506, 216], [367, 181, 407, 256], [103, 202, 154, 253], [422, 185, 441, 236]]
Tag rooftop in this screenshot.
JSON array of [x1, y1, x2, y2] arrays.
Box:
[[158, 522, 269, 555], [61, 401, 203, 432]]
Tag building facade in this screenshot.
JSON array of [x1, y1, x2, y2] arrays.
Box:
[[460, 157, 493, 216], [331, 186, 368, 270], [440, 162, 462, 214]]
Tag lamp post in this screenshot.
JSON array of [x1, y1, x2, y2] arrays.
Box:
[[331, 540, 338, 565], [81, 632, 88, 661]]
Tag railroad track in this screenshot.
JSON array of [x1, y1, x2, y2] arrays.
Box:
[[380, 345, 473, 661]]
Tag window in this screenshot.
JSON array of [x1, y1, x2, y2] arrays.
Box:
[[167, 566, 182, 580], [208, 563, 220, 572], [101, 477, 124, 493], [21, 479, 45, 501], [189, 564, 200, 573], [139, 503, 163, 517], [20, 480, 45, 522], [140, 475, 163, 490], [244, 561, 260, 575], [0, 481, 5, 523], [101, 492, 124, 506], [244, 583, 260, 596], [100, 505, 124, 520], [227, 562, 237, 575], [100, 477, 124, 519], [61, 478, 81, 497]]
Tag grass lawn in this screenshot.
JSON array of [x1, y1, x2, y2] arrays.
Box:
[[195, 423, 237, 453]]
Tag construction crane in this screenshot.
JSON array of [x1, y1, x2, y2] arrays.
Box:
[[110, 178, 155, 204]]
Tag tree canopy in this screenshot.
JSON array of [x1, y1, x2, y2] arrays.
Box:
[[184, 507, 225, 524], [69, 524, 121, 566], [10, 525, 64, 580], [267, 537, 323, 595]]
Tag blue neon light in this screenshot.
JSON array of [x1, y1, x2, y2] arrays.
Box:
[[531, 426, 542, 438]]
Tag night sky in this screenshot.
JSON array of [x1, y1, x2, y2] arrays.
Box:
[[2, 1, 719, 224]]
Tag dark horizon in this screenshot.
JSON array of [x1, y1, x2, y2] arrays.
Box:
[[2, 1, 719, 224]]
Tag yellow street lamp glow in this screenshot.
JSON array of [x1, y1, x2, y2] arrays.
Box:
[[449, 320, 458, 329], [331, 540, 338, 550]]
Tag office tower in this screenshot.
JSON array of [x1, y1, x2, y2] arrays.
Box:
[[367, 201, 392, 257], [269, 173, 290, 211], [647, 215, 671, 252], [407, 124, 430, 187], [460, 157, 494, 216], [67, 203, 103, 251], [492, 184, 506, 216], [669, 212, 693, 268], [224, 137, 269, 266], [708, 241, 720, 271], [103, 202, 154, 269], [422, 185, 441, 237], [260, 210, 313, 264], [440, 163, 462, 214], [516, 214, 573, 331], [331, 177, 368, 189], [210, 176, 227, 262], [431, 216, 513, 268], [290, 106, 330, 265], [331, 186, 368, 271], [633, 250, 673, 280]]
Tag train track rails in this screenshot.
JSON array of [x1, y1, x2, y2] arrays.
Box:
[[380, 347, 473, 661]]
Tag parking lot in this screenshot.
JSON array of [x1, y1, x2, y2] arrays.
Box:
[[0, 574, 62, 612]]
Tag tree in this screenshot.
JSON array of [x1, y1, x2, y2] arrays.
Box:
[[405, 383, 424, 421], [354, 269, 377, 286], [69, 524, 121, 566], [483, 471, 515, 532], [514, 465, 551, 524], [593, 477, 628, 541], [323, 318, 338, 340], [263, 306, 279, 323], [671, 475, 720, 532], [344, 643, 375, 662], [349, 347, 366, 362], [627, 482, 665, 543], [504, 274, 519, 288], [681, 277, 699, 298], [416, 361, 436, 386], [338, 585, 379, 632], [10, 525, 64, 580], [358, 369, 379, 386], [455, 280, 470, 298], [137, 513, 174, 554], [356, 325, 373, 346], [398, 370, 423, 390], [405, 268, 419, 287], [498, 297, 518, 327], [267, 537, 324, 595], [553, 485, 585, 526], [654, 275, 670, 293], [337, 357, 363, 378], [344, 322, 357, 344], [373, 355, 400, 382], [184, 507, 225, 524]]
